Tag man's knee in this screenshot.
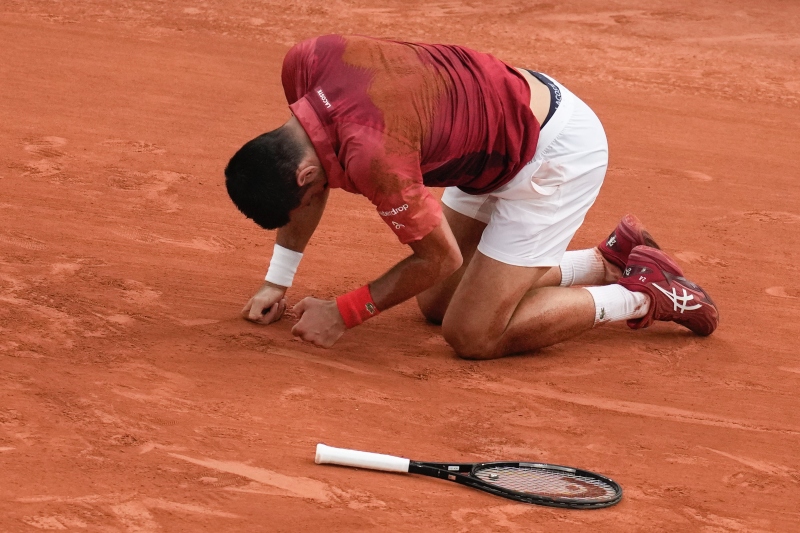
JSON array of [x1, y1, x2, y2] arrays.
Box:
[[441, 318, 500, 360]]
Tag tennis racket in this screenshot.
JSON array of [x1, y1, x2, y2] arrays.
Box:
[[315, 443, 622, 509]]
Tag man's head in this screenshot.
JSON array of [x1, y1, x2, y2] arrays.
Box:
[[225, 120, 324, 229]]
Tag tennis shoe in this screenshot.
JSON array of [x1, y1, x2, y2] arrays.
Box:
[[618, 246, 719, 336], [598, 214, 660, 271]]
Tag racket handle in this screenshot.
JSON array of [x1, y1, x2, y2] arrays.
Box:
[[315, 444, 410, 473]]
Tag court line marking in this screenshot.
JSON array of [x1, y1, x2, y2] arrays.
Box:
[[474, 379, 800, 435], [701, 447, 799, 480], [169, 453, 334, 502]]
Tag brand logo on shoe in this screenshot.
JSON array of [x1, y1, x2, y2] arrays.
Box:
[[627, 266, 651, 277], [653, 283, 702, 313], [606, 235, 617, 248]]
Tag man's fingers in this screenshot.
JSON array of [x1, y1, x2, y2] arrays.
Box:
[[290, 321, 303, 337], [248, 302, 267, 322], [249, 298, 281, 323], [292, 298, 309, 318], [260, 302, 277, 320], [290, 309, 311, 339], [241, 298, 254, 318], [290, 325, 319, 346], [262, 299, 287, 324], [241, 282, 290, 324]]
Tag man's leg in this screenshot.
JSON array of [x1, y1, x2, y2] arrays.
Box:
[[439, 215, 718, 359], [417, 205, 569, 324], [428, 69, 718, 356], [417, 205, 636, 324], [416, 206, 629, 324], [441, 251, 600, 360]]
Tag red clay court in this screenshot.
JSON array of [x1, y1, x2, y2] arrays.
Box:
[[1, 1, 799, 531]]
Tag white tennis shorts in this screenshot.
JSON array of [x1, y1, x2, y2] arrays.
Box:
[[442, 74, 608, 267]]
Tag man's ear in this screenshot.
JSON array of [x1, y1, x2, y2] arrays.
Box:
[[296, 159, 317, 187]]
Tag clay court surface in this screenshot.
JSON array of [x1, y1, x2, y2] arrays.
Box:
[[2, 1, 800, 531]]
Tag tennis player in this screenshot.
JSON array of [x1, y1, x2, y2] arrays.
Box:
[[225, 34, 718, 359]]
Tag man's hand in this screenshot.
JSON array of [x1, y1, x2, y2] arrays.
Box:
[[242, 282, 288, 324], [291, 297, 346, 348]]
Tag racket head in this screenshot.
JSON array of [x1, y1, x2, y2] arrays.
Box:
[[468, 461, 622, 509]]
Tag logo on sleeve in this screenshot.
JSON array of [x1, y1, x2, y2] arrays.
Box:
[[379, 204, 409, 217], [316, 89, 332, 109]]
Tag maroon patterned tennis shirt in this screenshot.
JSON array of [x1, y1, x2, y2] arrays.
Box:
[[282, 34, 539, 243]]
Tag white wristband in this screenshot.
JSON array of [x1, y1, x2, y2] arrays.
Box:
[[265, 244, 303, 288]]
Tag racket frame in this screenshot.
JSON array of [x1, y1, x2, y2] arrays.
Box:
[[409, 460, 622, 509]]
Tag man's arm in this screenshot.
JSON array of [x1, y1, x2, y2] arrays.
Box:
[[242, 188, 329, 323], [290, 213, 462, 346], [369, 213, 462, 310], [275, 187, 329, 252]]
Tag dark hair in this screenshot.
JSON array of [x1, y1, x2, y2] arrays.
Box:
[[225, 127, 306, 229]]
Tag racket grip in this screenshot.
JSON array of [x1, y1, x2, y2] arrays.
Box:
[[315, 444, 410, 473]]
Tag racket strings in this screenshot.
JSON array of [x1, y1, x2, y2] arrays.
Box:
[[474, 466, 618, 501]]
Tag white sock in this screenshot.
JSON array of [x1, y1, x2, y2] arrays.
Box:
[[560, 249, 606, 287], [583, 285, 650, 326]]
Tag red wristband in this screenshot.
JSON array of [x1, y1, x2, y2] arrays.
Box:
[[336, 285, 380, 329]]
